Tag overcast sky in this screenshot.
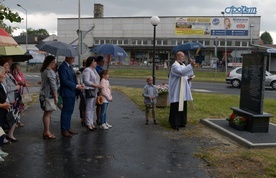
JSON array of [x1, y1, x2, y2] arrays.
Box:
[[3, 0, 276, 43]]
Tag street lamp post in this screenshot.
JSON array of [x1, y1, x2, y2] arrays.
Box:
[[150, 16, 160, 85], [17, 4, 28, 51], [221, 11, 227, 75], [17, 4, 28, 71]]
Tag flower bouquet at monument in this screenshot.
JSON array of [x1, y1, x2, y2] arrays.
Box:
[[155, 83, 169, 95], [226, 113, 247, 131]]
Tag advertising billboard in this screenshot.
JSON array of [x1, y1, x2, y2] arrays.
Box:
[[175, 17, 249, 37]]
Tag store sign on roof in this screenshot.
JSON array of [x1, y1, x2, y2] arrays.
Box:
[[225, 6, 257, 14]]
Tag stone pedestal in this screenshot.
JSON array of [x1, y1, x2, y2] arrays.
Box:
[[156, 93, 169, 108], [231, 107, 272, 133]]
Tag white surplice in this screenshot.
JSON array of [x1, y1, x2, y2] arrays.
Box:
[[168, 61, 194, 107]]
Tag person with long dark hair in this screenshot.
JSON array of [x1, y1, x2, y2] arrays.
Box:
[[39, 55, 58, 139]]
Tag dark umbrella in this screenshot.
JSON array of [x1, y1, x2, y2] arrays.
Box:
[[0, 52, 33, 62], [36, 41, 78, 57], [172, 42, 205, 53], [90, 44, 128, 58]]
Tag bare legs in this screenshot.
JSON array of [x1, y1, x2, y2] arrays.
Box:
[[42, 111, 55, 139]]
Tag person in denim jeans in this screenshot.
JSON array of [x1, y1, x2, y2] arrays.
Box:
[[99, 70, 112, 130]]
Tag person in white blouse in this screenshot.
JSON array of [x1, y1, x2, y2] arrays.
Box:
[[82, 57, 103, 131]]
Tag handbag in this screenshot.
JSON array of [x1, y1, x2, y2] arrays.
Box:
[[22, 86, 32, 104], [5, 109, 18, 129], [96, 96, 104, 105], [45, 98, 57, 111], [85, 89, 96, 98]]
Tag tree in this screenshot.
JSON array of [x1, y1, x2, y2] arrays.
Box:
[[27, 28, 49, 36], [0, 4, 22, 34], [260, 31, 273, 44]]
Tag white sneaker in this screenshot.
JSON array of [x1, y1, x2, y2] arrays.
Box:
[[100, 124, 109, 130], [0, 156, 4, 162], [105, 123, 112, 128], [0, 150, 8, 158]]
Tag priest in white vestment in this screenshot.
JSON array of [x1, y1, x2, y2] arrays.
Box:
[[168, 51, 195, 130]]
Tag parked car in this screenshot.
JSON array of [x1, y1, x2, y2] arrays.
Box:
[[226, 67, 276, 89]]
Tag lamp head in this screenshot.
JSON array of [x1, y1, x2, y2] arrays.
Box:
[[17, 4, 21, 7], [150, 16, 160, 26], [221, 11, 225, 15]]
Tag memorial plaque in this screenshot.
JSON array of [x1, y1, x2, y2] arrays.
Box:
[[240, 53, 266, 114]]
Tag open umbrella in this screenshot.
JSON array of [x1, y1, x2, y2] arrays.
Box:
[[172, 42, 205, 53], [0, 28, 18, 46], [90, 44, 128, 58], [36, 41, 78, 57], [0, 45, 25, 56], [0, 52, 33, 62]]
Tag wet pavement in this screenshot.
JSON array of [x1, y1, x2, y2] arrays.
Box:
[[0, 89, 211, 178]]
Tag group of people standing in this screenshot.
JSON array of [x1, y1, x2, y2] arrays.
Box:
[[0, 57, 27, 162], [39, 55, 113, 139]]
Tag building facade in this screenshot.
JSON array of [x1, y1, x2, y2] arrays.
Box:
[[57, 15, 261, 68]]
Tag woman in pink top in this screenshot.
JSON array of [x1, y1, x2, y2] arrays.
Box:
[[99, 70, 113, 130]]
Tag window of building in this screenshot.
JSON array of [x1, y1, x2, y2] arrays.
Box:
[[132, 40, 136, 45], [220, 41, 225, 46], [118, 40, 122, 45], [204, 41, 210, 46], [111, 40, 117, 44], [137, 40, 142, 45], [242, 41, 248, 46], [157, 40, 162, 45], [227, 41, 232, 46], [100, 40, 104, 44], [235, 41, 241, 46], [163, 40, 168, 45], [123, 40, 128, 45], [143, 40, 148, 45]]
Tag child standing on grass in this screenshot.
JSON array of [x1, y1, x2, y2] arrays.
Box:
[[142, 76, 159, 125], [99, 70, 113, 130]]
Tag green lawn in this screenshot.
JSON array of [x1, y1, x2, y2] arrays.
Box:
[[114, 86, 276, 177]]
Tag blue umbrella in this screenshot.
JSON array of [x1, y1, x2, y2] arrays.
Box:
[[36, 41, 78, 57], [172, 42, 205, 53], [90, 44, 128, 58]]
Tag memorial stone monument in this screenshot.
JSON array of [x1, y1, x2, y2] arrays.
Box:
[[231, 53, 272, 133]]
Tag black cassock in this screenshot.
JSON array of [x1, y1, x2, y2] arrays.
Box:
[[169, 101, 187, 130]]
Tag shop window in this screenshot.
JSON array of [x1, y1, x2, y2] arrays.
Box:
[[204, 41, 210, 46]]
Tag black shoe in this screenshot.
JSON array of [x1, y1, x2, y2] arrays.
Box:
[[81, 121, 86, 127], [87, 126, 94, 131], [154, 120, 158, 125]]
